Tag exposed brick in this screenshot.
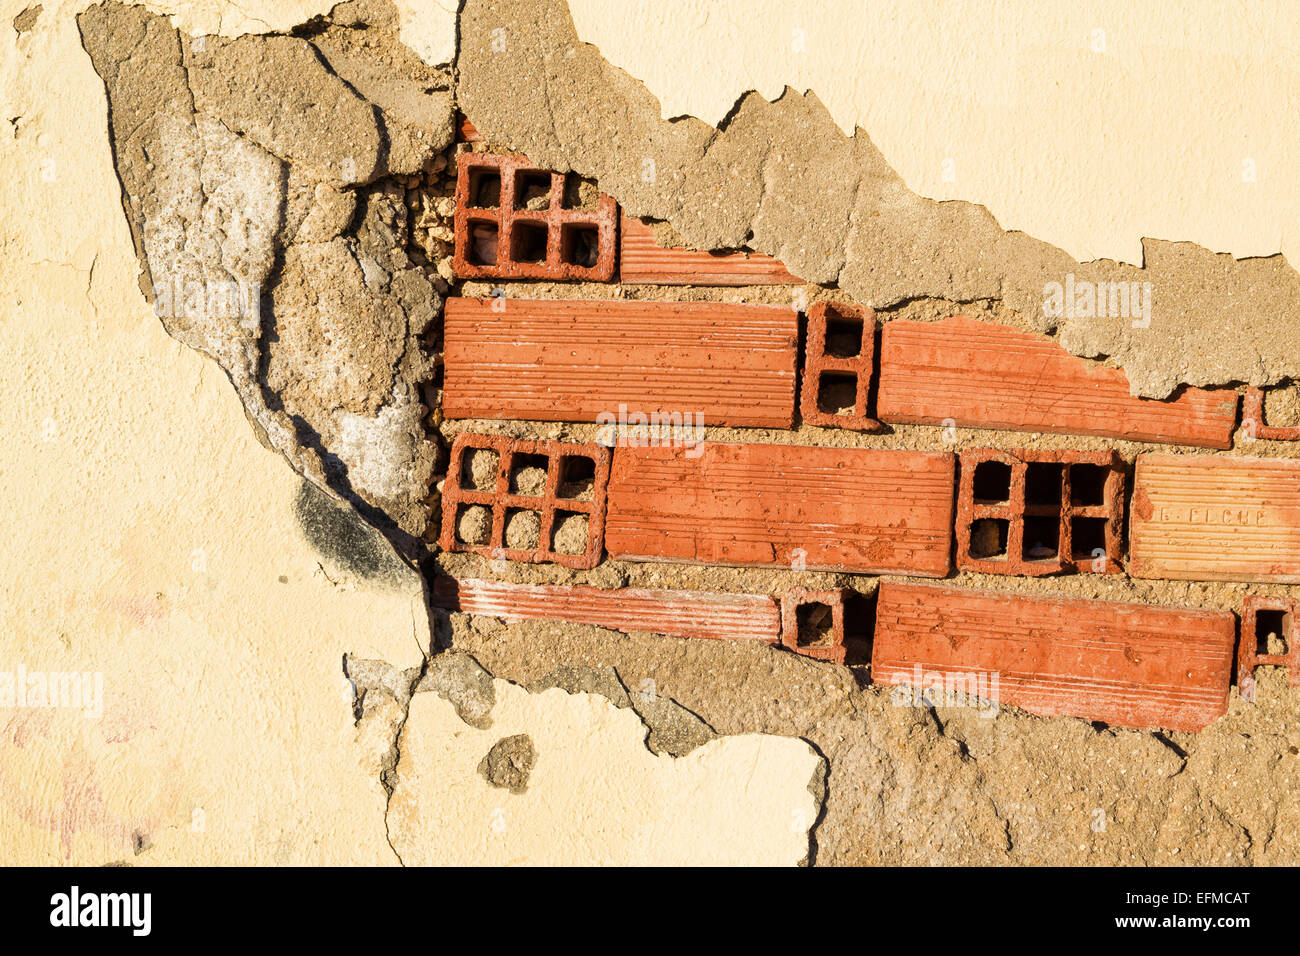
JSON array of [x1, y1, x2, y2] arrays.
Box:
[[618, 215, 802, 285], [442, 297, 798, 428], [1239, 595, 1300, 695], [1129, 454, 1300, 583], [452, 152, 617, 282], [871, 582, 1236, 732], [439, 432, 611, 569], [1242, 386, 1300, 441], [430, 576, 780, 642], [605, 442, 955, 576], [458, 114, 482, 142], [955, 448, 1125, 576], [780, 588, 848, 663], [799, 301, 882, 432], [876, 316, 1239, 449]]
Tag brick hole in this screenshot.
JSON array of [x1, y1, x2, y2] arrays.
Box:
[[509, 221, 548, 263], [1022, 515, 1060, 561], [556, 455, 595, 500], [508, 453, 549, 496], [972, 461, 1012, 504], [514, 169, 552, 211], [550, 510, 589, 556], [1071, 517, 1108, 560], [560, 223, 600, 269], [816, 371, 858, 415], [1256, 608, 1290, 656], [503, 507, 542, 550], [1264, 381, 1300, 427], [455, 503, 493, 546], [1025, 462, 1063, 506], [969, 518, 1009, 559], [843, 590, 874, 665], [467, 168, 501, 208], [795, 602, 835, 648], [460, 447, 501, 491], [467, 220, 499, 265], [561, 172, 600, 210], [824, 310, 864, 358], [1070, 463, 1108, 506]]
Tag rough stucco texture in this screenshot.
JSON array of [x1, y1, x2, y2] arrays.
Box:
[[459, 0, 1300, 399]]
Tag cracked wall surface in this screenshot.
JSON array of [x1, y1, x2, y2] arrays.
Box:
[[8, 0, 1300, 867]]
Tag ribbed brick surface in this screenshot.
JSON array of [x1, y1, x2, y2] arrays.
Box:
[[1130, 454, 1300, 582], [618, 215, 802, 285], [442, 297, 798, 427], [871, 582, 1236, 732], [430, 576, 779, 642], [605, 442, 955, 575], [876, 316, 1238, 448]]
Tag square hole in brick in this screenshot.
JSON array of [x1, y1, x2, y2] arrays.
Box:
[[454, 503, 493, 547], [1070, 464, 1109, 506], [459, 447, 501, 491], [1026, 462, 1063, 506], [556, 455, 596, 500], [467, 168, 501, 208], [972, 460, 1012, 504], [550, 510, 590, 556], [508, 453, 549, 496], [816, 371, 858, 415], [795, 602, 835, 648], [562, 173, 600, 210], [1256, 608, 1290, 655], [824, 309, 864, 358], [503, 507, 542, 551], [467, 220, 499, 265], [509, 221, 549, 263], [1022, 515, 1060, 561], [969, 518, 1009, 559], [514, 169, 552, 211], [1071, 517, 1108, 560], [561, 223, 600, 268]]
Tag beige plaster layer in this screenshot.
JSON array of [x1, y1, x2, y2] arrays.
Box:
[[569, 0, 1300, 267], [389, 679, 821, 866]]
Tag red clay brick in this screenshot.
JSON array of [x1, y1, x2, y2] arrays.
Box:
[[441, 297, 798, 428], [618, 215, 802, 285], [780, 588, 848, 663], [955, 449, 1125, 576], [876, 316, 1239, 449], [800, 301, 882, 432], [1129, 454, 1300, 583], [871, 581, 1236, 732], [1239, 595, 1300, 695], [458, 114, 482, 142], [430, 576, 780, 643], [439, 432, 611, 569], [1242, 386, 1300, 441], [605, 442, 955, 576], [452, 152, 617, 282]]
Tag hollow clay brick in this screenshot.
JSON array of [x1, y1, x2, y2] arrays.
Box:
[[780, 588, 849, 663], [955, 448, 1125, 576], [604, 442, 955, 576], [442, 297, 798, 428], [1129, 454, 1300, 583], [439, 432, 611, 569], [799, 301, 882, 431], [430, 576, 780, 643], [618, 215, 802, 285], [1239, 595, 1300, 695], [1242, 386, 1300, 441], [453, 151, 618, 281], [876, 316, 1239, 449], [871, 582, 1236, 733]]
